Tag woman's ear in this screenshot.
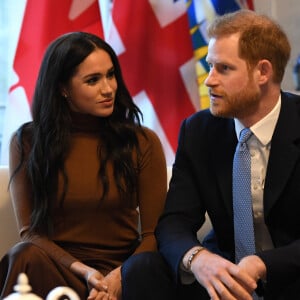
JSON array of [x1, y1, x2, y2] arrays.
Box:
[[256, 59, 273, 85], [60, 86, 69, 99]]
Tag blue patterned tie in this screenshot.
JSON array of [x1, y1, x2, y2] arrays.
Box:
[[233, 128, 256, 263], [233, 128, 261, 298]]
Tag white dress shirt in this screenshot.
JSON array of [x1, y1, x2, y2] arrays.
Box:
[[234, 95, 281, 252]]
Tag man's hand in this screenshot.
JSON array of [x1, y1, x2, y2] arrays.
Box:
[[238, 255, 267, 282], [190, 249, 257, 300]]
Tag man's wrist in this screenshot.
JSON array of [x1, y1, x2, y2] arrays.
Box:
[[182, 246, 205, 272]]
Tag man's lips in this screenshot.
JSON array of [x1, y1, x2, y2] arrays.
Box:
[[209, 88, 226, 98], [209, 92, 223, 101]]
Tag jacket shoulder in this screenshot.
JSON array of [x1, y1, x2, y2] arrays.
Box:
[[184, 109, 233, 133]]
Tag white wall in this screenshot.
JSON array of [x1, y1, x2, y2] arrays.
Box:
[[254, 0, 300, 92]]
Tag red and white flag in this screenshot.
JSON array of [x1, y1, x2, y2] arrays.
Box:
[[1, 0, 104, 164], [108, 0, 199, 165]]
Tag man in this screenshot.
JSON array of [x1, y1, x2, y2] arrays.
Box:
[[121, 10, 300, 300]]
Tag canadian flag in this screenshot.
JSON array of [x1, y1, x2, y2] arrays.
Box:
[[106, 0, 254, 165], [1, 0, 104, 164], [108, 0, 199, 165], [2, 0, 254, 165]]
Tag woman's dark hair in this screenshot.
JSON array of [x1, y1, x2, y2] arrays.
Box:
[[13, 32, 143, 234]]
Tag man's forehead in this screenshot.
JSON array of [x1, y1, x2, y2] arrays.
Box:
[[207, 35, 240, 56]]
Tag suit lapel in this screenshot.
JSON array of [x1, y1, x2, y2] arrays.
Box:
[[210, 93, 300, 219], [264, 93, 300, 217], [212, 119, 237, 217]]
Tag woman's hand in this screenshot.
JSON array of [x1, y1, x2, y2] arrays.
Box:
[[88, 288, 110, 300], [87, 267, 122, 300], [85, 268, 108, 293], [104, 267, 122, 300], [70, 261, 109, 297]]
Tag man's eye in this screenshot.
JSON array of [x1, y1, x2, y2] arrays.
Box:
[[215, 64, 230, 73]]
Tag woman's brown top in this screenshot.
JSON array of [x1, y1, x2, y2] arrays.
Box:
[[9, 112, 167, 273]]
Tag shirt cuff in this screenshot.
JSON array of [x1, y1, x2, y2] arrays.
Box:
[[179, 262, 196, 284]]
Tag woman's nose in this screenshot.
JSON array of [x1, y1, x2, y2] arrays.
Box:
[[100, 79, 113, 93]]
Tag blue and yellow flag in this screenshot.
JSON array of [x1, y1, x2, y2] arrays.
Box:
[[186, 0, 254, 109]]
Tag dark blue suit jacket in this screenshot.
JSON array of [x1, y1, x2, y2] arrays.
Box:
[[156, 91, 300, 297]]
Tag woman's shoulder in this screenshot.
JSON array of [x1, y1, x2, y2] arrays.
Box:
[[10, 122, 33, 148], [137, 126, 161, 144], [135, 126, 165, 158]]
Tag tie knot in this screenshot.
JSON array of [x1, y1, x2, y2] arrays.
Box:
[[239, 128, 252, 144]]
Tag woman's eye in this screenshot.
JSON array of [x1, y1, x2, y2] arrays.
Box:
[[86, 76, 99, 84], [107, 70, 115, 79]]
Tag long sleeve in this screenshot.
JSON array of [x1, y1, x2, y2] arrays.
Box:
[[9, 133, 78, 268], [134, 128, 167, 253]]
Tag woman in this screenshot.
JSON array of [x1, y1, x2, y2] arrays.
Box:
[[0, 32, 167, 300]]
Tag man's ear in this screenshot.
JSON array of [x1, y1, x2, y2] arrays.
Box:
[[256, 59, 273, 85]]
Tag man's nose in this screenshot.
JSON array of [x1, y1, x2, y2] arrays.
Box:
[[204, 69, 217, 87]]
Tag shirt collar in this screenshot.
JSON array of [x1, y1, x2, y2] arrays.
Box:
[[234, 95, 281, 146]]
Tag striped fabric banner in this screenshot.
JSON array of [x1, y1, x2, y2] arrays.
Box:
[[186, 0, 254, 109]]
